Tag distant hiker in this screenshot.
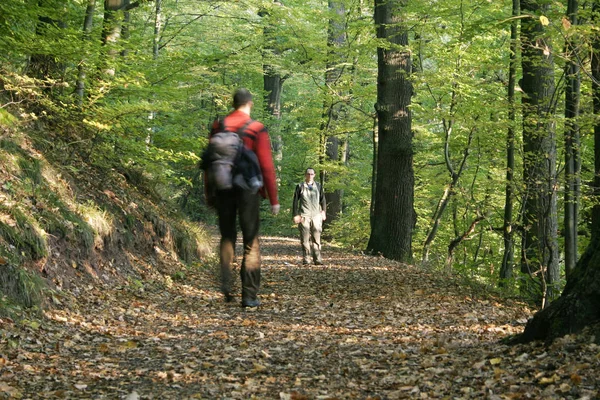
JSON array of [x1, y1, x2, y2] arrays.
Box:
[[292, 168, 326, 265], [205, 88, 280, 308]]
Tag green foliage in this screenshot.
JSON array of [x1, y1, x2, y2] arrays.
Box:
[[0, 264, 46, 310]]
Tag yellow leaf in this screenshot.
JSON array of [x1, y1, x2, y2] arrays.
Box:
[[253, 363, 268, 373], [540, 15, 550, 26], [539, 374, 559, 385], [489, 358, 502, 365]]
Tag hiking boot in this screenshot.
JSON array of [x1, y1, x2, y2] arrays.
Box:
[[224, 293, 234, 303], [314, 261, 323, 266], [241, 298, 261, 308]]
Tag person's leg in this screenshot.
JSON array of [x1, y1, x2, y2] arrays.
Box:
[[311, 214, 323, 264], [238, 189, 261, 304], [299, 216, 311, 264], [216, 190, 237, 301]]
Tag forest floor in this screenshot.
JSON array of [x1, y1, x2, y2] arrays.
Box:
[[1, 236, 599, 399]]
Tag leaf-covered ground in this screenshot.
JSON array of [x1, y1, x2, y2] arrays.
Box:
[[1, 236, 599, 399]]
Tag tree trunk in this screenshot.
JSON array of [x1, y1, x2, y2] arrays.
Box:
[[422, 126, 474, 262], [564, 0, 581, 281], [519, 0, 560, 307], [76, 0, 97, 104], [321, 0, 347, 226], [261, 2, 285, 164], [500, 0, 519, 285], [367, 0, 414, 262], [508, 9, 599, 340], [153, 0, 162, 59], [101, 0, 126, 76]]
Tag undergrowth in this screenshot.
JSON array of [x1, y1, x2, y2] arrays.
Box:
[[0, 109, 212, 315]]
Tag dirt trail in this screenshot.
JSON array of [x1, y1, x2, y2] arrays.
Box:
[[1, 236, 599, 399]]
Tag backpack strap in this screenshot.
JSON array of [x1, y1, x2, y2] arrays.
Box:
[[236, 119, 255, 139]]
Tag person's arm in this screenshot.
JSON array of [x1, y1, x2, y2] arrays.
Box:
[[253, 125, 279, 213]]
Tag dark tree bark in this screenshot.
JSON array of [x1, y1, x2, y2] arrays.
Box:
[[260, 2, 285, 163], [519, 0, 560, 307], [367, 0, 414, 262], [500, 0, 519, 285], [563, 0, 581, 281], [517, 0, 600, 343]]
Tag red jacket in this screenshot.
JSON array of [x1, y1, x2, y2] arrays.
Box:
[[207, 110, 279, 206]]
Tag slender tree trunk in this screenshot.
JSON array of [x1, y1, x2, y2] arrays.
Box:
[[564, 0, 581, 281], [260, 2, 285, 165], [102, 0, 125, 76], [519, 0, 560, 307], [153, 0, 162, 59], [76, 0, 97, 104], [120, 6, 131, 57], [500, 0, 519, 285], [422, 126, 474, 261], [321, 0, 347, 226], [367, 0, 414, 262]]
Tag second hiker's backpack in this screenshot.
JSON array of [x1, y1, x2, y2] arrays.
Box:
[[201, 120, 263, 194]]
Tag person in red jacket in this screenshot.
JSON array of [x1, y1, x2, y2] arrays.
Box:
[[207, 88, 280, 308]]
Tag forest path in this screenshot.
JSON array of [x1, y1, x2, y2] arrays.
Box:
[[1, 236, 599, 399]]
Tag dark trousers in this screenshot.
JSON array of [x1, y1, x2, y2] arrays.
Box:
[[216, 188, 261, 300]]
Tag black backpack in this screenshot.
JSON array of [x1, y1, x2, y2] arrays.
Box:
[[201, 120, 263, 194]]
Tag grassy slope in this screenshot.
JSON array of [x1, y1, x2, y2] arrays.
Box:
[[0, 116, 213, 314]]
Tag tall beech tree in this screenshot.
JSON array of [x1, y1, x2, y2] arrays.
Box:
[[367, 0, 415, 262], [518, 10, 600, 339], [519, 0, 559, 306], [563, 0, 581, 280]]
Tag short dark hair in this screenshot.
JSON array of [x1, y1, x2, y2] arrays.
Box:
[[233, 88, 253, 109], [305, 168, 315, 175]]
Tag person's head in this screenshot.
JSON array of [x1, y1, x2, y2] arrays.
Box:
[[233, 88, 253, 110], [305, 168, 316, 183]]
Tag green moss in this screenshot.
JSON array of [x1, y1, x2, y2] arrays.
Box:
[[0, 263, 45, 309], [0, 207, 47, 260]]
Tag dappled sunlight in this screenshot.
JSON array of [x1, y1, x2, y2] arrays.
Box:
[[5, 236, 598, 399]]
